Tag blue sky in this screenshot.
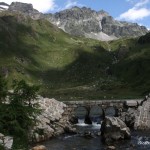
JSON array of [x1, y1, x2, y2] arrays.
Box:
[[4, 0, 150, 29]]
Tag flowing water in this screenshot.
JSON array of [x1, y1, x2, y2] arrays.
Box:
[[39, 107, 150, 150]]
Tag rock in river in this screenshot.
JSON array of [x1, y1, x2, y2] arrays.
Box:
[[101, 117, 131, 144], [32, 145, 47, 150]]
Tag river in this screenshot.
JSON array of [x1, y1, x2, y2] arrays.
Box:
[[39, 107, 150, 150]]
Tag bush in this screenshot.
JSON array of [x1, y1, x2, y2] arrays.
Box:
[[138, 32, 150, 44]]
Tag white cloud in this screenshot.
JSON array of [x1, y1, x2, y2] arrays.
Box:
[[54, 0, 84, 12], [65, 0, 78, 9], [64, 0, 83, 9], [3, 0, 56, 13], [134, 0, 149, 8], [117, 0, 150, 21], [118, 7, 150, 21]]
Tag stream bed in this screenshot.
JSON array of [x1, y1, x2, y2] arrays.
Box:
[[39, 107, 150, 150]]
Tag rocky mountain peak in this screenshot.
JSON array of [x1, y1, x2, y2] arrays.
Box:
[[1, 2, 148, 41], [46, 6, 148, 41], [8, 2, 37, 13], [98, 10, 109, 17], [8, 2, 43, 20]]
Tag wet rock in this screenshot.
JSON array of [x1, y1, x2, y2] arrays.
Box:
[[69, 115, 78, 124], [64, 126, 77, 134], [96, 131, 101, 136], [107, 146, 116, 150], [82, 131, 95, 139], [32, 145, 47, 150], [101, 117, 131, 144]]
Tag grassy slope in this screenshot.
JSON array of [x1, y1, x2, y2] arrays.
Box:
[[109, 36, 150, 96], [0, 11, 149, 100], [0, 12, 115, 100]]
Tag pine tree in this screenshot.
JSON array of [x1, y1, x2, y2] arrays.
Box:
[[0, 75, 7, 104]]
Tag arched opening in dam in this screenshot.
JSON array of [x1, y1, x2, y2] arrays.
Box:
[[105, 106, 117, 117]]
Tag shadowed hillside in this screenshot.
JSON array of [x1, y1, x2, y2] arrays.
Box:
[[0, 11, 150, 100]]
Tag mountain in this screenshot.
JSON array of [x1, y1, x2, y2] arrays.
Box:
[[0, 2, 150, 100], [8, 2, 43, 20], [0, 10, 114, 100], [3, 2, 148, 41], [46, 6, 148, 41]]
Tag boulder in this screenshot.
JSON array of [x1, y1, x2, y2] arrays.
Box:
[[134, 98, 150, 130], [120, 108, 137, 128], [0, 134, 13, 150], [101, 117, 131, 144], [79, 131, 95, 139], [107, 146, 116, 150], [30, 97, 75, 142], [3, 136, 13, 150], [64, 126, 77, 134], [32, 145, 47, 150], [83, 131, 95, 139]]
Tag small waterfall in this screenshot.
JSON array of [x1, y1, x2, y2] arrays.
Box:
[[76, 119, 89, 126], [76, 117, 101, 129], [92, 121, 101, 129]]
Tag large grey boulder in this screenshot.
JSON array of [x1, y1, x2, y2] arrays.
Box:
[[101, 117, 131, 144], [134, 98, 150, 130], [0, 134, 13, 150], [30, 96, 76, 142], [120, 108, 137, 128]]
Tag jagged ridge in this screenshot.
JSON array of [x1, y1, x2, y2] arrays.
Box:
[[46, 6, 148, 41]]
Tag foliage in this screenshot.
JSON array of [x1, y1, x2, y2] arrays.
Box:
[[0, 77, 40, 148], [0, 75, 7, 104], [138, 32, 150, 44], [0, 145, 5, 150]]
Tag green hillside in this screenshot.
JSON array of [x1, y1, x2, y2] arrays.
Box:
[[0, 11, 150, 100], [111, 35, 150, 96]]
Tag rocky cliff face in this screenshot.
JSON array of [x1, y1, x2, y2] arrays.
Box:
[[46, 7, 148, 41], [8, 2, 43, 20]]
